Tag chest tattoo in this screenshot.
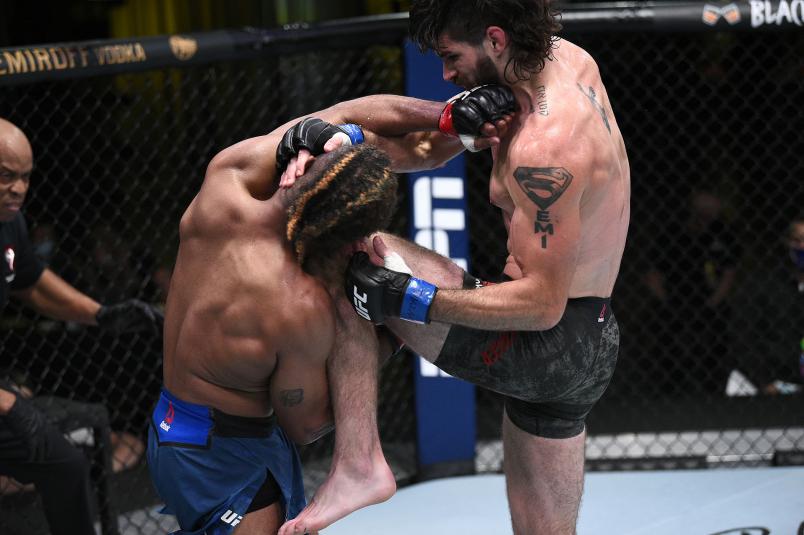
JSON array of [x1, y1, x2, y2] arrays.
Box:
[[514, 166, 574, 249], [577, 83, 611, 133]]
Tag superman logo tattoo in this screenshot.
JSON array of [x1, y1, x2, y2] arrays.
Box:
[[513, 166, 573, 210], [514, 167, 573, 249]]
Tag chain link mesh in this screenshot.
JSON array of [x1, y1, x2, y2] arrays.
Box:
[[0, 24, 802, 534], [473, 29, 804, 472]]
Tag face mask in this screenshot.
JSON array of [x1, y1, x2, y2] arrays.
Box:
[[791, 247, 804, 270]]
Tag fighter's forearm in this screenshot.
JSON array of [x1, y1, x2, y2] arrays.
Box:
[[12, 269, 101, 325], [267, 95, 462, 174], [320, 95, 444, 137], [429, 279, 566, 331], [318, 96, 464, 172], [367, 130, 464, 172], [268, 95, 442, 142]]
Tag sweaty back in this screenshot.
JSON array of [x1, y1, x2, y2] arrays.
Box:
[[161, 149, 334, 417]]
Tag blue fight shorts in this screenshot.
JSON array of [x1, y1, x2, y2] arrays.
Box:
[[147, 388, 306, 534]]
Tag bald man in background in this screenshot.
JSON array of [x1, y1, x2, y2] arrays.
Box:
[[0, 118, 163, 535]]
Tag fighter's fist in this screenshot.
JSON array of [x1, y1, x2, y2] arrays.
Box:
[[345, 252, 437, 325], [276, 117, 364, 172], [439, 84, 516, 152]]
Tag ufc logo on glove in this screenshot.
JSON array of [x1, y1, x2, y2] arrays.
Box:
[[345, 252, 437, 325], [352, 286, 372, 321]]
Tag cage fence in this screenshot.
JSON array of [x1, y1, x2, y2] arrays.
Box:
[[0, 4, 802, 534]]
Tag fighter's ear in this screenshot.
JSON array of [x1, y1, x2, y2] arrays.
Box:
[[485, 26, 508, 55]]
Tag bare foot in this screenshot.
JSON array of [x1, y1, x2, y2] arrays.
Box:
[[278, 459, 396, 535]]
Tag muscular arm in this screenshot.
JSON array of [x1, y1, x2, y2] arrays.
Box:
[[305, 91, 513, 174], [11, 268, 101, 325], [429, 147, 585, 331], [203, 90, 506, 205], [368, 130, 463, 173], [200, 95, 458, 205], [324, 95, 444, 136], [318, 95, 464, 171]]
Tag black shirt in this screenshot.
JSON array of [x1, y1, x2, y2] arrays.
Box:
[[651, 220, 739, 306], [731, 261, 804, 385], [0, 213, 45, 308]]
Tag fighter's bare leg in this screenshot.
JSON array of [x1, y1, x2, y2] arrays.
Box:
[[279, 292, 395, 535], [370, 232, 465, 362], [232, 502, 284, 535], [502, 410, 585, 535]]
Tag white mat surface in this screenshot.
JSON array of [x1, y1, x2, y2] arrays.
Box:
[[323, 467, 804, 535]]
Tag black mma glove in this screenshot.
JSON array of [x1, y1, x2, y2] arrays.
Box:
[[438, 84, 517, 152], [0, 383, 48, 461], [96, 299, 164, 335], [345, 252, 437, 325], [276, 117, 364, 172]]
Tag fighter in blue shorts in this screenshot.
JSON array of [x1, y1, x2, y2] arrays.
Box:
[[148, 389, 305, 534], [148, 116, 399, 534]]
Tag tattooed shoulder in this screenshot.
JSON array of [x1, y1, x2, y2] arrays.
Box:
[[576, 83, 611, 133]]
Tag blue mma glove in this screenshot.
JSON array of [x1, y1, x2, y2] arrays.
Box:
[[276, 117, 364, 172], [345, 251, 437, 325]]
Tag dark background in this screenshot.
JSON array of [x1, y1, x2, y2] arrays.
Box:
[[0, 2, 802, 533]]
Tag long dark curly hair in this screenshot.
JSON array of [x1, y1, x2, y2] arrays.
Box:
[[286, 144, 398, 269], [409, 0, 562, 82]]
